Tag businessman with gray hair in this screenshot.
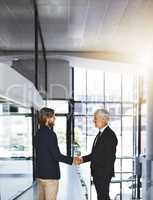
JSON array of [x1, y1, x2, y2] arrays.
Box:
[[78, 109, 118, 200]]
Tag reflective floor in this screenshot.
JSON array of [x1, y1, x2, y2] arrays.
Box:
[[0, 160, 137, 200], [16, 164, 85, 200], [0, 160, 33, 200]]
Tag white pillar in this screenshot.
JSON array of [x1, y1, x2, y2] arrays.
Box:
[[147, 69, 153, 160], [142, 69, 153, 200]]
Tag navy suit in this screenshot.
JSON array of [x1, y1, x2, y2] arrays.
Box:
[[83, 126, 118, 200], [35, 125, 73, 180]]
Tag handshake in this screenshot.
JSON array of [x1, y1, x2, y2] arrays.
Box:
[[73, 156, 83, 165]]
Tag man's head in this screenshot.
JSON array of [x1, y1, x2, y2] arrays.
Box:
[[38, 107, 56, 127], [93, 109, 110, 129]]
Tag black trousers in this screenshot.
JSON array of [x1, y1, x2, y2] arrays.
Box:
[[93, 175, 112, 200]]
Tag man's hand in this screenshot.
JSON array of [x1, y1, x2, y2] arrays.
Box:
[[73, 156, 83, 165]]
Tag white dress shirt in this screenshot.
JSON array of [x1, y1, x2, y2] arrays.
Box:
[[99, 125, 108, 136], [93, 125, 108, 147]]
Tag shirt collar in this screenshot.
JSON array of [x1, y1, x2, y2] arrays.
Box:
[[99, 125, 108, 134]]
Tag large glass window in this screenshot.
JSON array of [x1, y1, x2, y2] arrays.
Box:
[[47, 100, 69, 155], [0, 102, 32, 200], [74, 68, 139, 199], [87, 69, 104, 101], [122, 74, 138, 102], [54, 116, 67, 154], [74, 68, 86, 101], [105, 72, 121, 101], [74, 116, 87, 154], [47, 100, 68, 114]]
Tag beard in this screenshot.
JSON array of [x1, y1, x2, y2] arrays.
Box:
[[48, 121, 54, 128]]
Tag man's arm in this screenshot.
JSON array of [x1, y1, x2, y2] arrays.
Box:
[[48, 132, 74, 165], [81, 153, 92, 163]]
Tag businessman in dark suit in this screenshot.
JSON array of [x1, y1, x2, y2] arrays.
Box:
[[78, 109, 118, 200], [35, 107, 78, 200]]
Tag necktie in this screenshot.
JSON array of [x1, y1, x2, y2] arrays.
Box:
[[93, 131, 101, 147]]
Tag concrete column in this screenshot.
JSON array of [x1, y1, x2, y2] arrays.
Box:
[[142, 69, 153, 200], [147, 68, 153, 160]]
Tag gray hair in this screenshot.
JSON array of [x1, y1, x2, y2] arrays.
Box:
[[94, 108, 110, 122]]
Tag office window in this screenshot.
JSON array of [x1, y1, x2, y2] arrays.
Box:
[[105, 72, 121, 101], [87, 103, 104, 115], [87, 116, 97, 136], [105, 103, 121, 116], [87, 69, 104, 101], [74, 103, 86, 115], [47, 100, 68, 114], [74, 67, 139, 199], [47, 100, 69, 154], [122, 73, 138, 102], [54, 116, 67, 154], [110, 183, 120, 199], [116, 136, 122, 158], [122, 159, 133, 172], [122, 116, 134, 157], [0, 103, 32, 200], [122, 104, 135, 116], [74, 67, 86, 101], [86, 116, 97, 154], [110, 116, 121, 136], [74, 116, 87, 154]]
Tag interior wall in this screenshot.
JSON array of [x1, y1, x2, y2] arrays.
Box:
[[12, 59, 72, 99]]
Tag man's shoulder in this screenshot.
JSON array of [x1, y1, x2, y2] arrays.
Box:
[[37, 127, 57, 141], [38, 126, 49, 133], [49, 130, 57, 140], [106, 127, 117, 140], [106, 126, 114, 133], [37, 126, 54, 138]]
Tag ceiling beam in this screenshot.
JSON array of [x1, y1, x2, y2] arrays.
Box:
[[0, 50, 141, 65]]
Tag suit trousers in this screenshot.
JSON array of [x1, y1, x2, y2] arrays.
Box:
[[37, 178, 59, 200], [93, 175, 112, 200]]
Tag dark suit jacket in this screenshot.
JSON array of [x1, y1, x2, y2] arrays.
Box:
[[35, 125, 73, 180], [82, 126, 118, 178]]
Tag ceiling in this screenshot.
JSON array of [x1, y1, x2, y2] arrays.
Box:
[[0, 0, 153, 63]]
